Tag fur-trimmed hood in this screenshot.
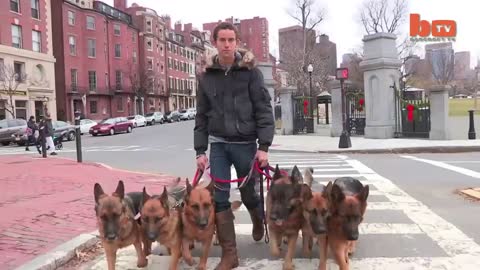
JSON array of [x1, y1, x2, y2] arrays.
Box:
[[205, 48, 256, 71]]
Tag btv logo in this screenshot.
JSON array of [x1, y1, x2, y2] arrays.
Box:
[[410, 13, 456, 42]]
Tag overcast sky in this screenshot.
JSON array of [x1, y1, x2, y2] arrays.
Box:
[[106, 0, 480, 68]]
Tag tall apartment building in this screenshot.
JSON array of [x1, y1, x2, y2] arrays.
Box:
[[425, 42, 454, 82], [454, 51, 471, 80], [0, 0, 56, 121], [52, 0, 139, 121], [203, 16, 270, 63]]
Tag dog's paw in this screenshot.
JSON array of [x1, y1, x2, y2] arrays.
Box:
[[283, 262, 295, 270], [270, 246, 281, 257], [184, 256, 195, 266], [197, 264, 207, 270], [137, 258, 148, 268]]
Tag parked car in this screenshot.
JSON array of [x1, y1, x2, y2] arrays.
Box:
[[164, 111, 181, 123], [0, 119, 27, 146], [89, 117, 133, 136], [79, 119, 97, 134], [179, 109, 191, 120], [187, 108, 196, 118], [52, 120, 76, 141], [127, 115, 147, 128], [144, 112, 164, 125]]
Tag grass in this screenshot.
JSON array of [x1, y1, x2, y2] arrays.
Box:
[[449, 98, 480, 116]]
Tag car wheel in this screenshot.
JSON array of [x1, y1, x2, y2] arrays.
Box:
[[110, 128, 115, 136], [160, 119, 164, 124], [68, 131, 76, 141], [92, 133, 98, 136], [1, 142, 10, 146], [134, 123, 137, 128], [17, 141, 26, 146], [151, 120, 155, 125], [127, 126, 132, 133]]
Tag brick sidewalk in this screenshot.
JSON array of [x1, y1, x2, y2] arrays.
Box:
[[0, 155, 179, 270]]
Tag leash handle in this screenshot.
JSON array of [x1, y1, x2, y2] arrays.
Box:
[[258, 161, 270, 244]]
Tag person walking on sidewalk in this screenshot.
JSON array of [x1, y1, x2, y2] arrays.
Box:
[[44, 113, 57, 156], [25, 116, 37, 151], [194, 22, 274, 270]]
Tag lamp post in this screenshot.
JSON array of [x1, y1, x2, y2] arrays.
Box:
[[336, 68, 351, 148], [307, 64, 313, 117]]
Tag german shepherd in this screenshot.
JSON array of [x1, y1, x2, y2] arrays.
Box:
[[94, 180, 148, 270], [141, 186, 183, 270], [300, 168, 331, 270], [266, 165, 307, 270], [327, 177, 369, 270], [181, 178, 216, 270]]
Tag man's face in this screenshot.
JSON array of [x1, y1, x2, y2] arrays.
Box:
[[214, 29, 237, 59]]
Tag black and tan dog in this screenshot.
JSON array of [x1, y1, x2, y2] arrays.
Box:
[[300, 168, 331, 270], [266, 165, 307, 270], [327, 177, 369, 270], [181, 178, 216, 270], [141, 185, 183, 270], [94, 180, 148, 270]]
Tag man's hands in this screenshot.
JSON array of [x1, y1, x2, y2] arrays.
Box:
[[196, 154, 208, 171], [255, 150, 268, 168]]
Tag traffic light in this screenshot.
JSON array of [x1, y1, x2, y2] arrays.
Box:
[[336, 68, 349, 80]]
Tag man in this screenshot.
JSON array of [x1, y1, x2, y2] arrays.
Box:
[[44, 113, 57, 156], [194, 22, 274, 269], [25, 116, 37, 151]]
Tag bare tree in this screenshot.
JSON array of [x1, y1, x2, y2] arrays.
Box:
[[0, 64, 27, 118], [429, 49, 455, 86], [340, 53, 364, 90], [282, 0, 330, 95], [360, 0, 408, 35]]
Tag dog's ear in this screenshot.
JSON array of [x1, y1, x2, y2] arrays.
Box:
[[323, 181, 333, 199], [205, 179, 215, 195], [330, 184, 345, 204], [114, 180, 125, 200], [273, 164, 282, 181], [291, 166, 303, 184], [356, 184, 369, 202], [142, 187, 150, 204], [94, 183, 105, 204], [300, 183, 313, 202], [186, 178, 193, 195], [160, 186, 169, 208]]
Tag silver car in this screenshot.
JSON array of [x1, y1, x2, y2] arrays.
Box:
[[144, 112, 164, 125]]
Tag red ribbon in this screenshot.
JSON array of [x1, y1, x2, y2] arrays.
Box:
[[303, 100, 309, 115], [406, 104, 415, 122], [358, 98, 364, 111]]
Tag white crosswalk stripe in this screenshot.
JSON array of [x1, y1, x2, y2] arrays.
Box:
[[85, 154, 480, 270]]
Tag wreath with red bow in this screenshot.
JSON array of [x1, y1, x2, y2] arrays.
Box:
[[406, 104, 415, 122], [303, 100, 309, 115], [358, 98, 365, 112]]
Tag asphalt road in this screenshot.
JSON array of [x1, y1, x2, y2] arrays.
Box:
[[3, 121, 480, 269]]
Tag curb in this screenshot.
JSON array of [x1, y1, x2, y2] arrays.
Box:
[[13, 231, 99, 270], [270, 145, 480, 154]]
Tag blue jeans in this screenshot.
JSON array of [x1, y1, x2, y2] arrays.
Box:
[[209, 142, 259, 213]]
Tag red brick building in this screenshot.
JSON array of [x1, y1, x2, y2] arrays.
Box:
[[123, 2, 169, 114], [203, 16, 270, 63], [52, 0, 140, 121]]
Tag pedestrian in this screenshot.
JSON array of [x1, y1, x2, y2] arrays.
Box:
[[194, 22, 274, 269], [25, 116, 37, 151], [44, 113, 57, 156]]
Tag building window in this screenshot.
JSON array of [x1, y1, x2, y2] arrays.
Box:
[[90, 100, 97, 114], [31, 0, 40, 19], [87, 39, 96, 57], [15, 100, 27, 120], [113, 24, 121, 35], [114, 44, 121, 57], [117, 97, 123, 111], [69, 36, 76, 55], [71, 69, 78, 91], [68, 11, 75, 25], [161, 64, 164, 72], [14, 62, 25, 82], [146, 18, 152, 33], [146, 37, 153, 51], [147, 58, 153, 70], [115, 70, 122, 89], [86, 16, 95, 30], [132, 51, 137, 63], [131, 31, 136, 42], [32, 30, 41, 52], [11, 25, 22, 49], [10, 0, 20, 13], [88, 71, 96, 91]]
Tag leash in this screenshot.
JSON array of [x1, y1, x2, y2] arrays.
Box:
[[259, 164, 270, 244]]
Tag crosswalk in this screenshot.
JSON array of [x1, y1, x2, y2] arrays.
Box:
[[85, 153, 480, 270]]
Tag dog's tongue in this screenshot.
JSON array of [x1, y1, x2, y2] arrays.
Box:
[[275, 220, 284, 226]]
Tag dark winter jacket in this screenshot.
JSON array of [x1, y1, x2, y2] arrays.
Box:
[[194, 49, 275, 156], [44, 120, 54, 137]]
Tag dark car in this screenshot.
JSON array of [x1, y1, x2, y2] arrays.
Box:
[[164, 111, 181, 123], [89, 117, 133, 136], [52, 120, 76, 141], [0, 119, 27, 146]]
